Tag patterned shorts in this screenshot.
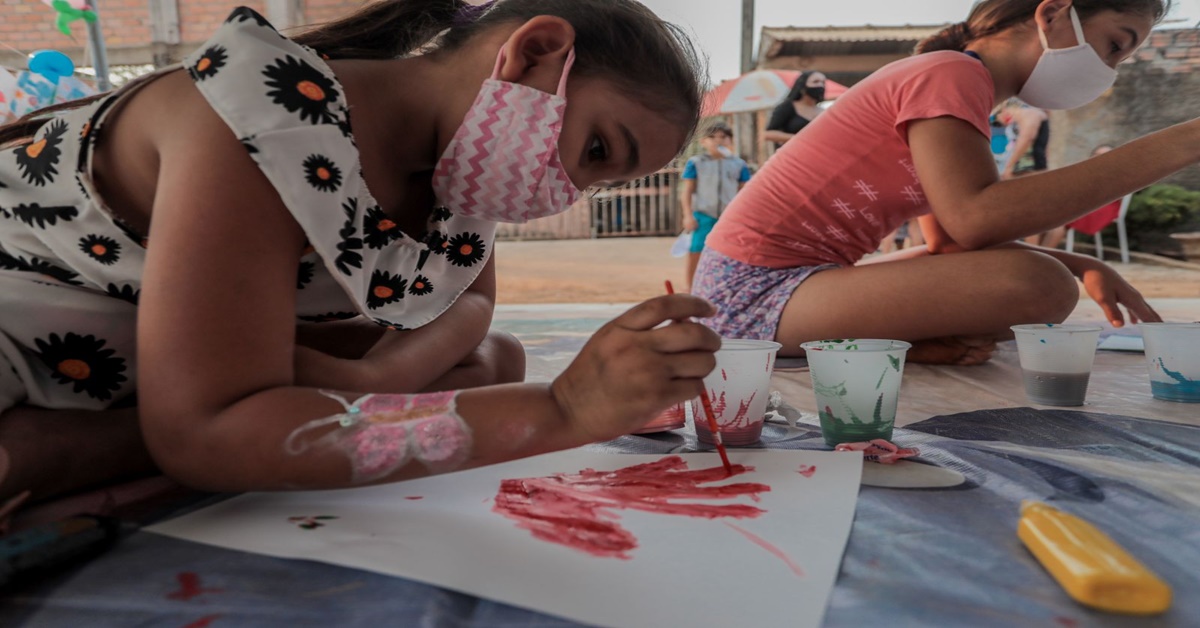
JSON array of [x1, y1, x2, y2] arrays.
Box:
[[691, 249, 838, 342]]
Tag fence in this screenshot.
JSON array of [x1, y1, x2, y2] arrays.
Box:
[[496, 165, 682, 240]]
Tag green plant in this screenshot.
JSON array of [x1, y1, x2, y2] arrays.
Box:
[[1124, 184, 1200, 232], [1101, 184, 1200, 253]]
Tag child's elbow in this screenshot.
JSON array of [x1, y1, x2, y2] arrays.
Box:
[[138, 405, 230, 491]]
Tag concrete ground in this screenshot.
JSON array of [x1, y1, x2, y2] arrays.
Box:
[[494, 237, 1200, 304]]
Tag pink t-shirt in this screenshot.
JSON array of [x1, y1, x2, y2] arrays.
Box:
[[706, 52, 994, 268]]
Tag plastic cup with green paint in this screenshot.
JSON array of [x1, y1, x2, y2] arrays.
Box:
[[801, 339, 912, 447]]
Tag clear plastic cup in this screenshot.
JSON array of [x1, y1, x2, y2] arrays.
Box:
[[632, 401, 687, 434], [693, 339, 782, 447], [1139, 323, 1200, 403], [1011, 324, 1102, 406], [801, 339, 911, 447]]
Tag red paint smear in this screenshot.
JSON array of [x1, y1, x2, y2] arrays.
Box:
[[724, 522, 805, 578], [796, 464, 816, 478], [182, 615, 222, 628], [167, 572, 224, 601], [706, 390, 728, 417], [493, 456, 769, 559], [1055, 617, 1079, 628], [405, 496, 424, 500], [721, 368, 728, 381], [730, 391, 758, 429]]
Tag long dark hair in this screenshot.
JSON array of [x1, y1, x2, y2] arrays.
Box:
[[916, 0, 1172, 54], [784, 70, 818, 102], [1, 0, 705, 149]]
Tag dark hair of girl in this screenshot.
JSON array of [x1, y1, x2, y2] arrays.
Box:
[[785, 70, 818, 102], [2, 0, 705, 150], [915, 0, 1172, 54]]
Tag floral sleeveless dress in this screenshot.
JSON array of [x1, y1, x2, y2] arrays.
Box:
[[0, 7, 496, 412]]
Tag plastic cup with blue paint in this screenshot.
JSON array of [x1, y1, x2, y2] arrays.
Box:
[[801, 339, 911, 447], [1011, 324, 1102, 406], [1139, 323, 1200, 403]]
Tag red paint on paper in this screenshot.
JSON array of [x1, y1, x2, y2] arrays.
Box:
[[405, 496, 424, 500], [796, 465, 816, 478], [721, 369, 728, 381], [493, 456, 769, 559], [182, 615, 222, 628], [724, 522, 806, 578], [167, 572, 224, 601]]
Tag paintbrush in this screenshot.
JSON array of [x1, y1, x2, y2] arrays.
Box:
[[665, 281, 734, 475]]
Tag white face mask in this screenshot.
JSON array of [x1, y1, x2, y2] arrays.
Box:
[[1017, 7, 1118, 110]]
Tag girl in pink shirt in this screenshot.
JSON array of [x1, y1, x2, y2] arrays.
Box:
[[694, 0, 1193, 365]]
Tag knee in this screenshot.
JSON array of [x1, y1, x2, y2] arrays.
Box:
[[482, 330, 526, 385], [1001, 251, 1078, 323]]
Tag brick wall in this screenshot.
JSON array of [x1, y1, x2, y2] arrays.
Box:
[[1048, 28, 1200, 190], [0, 0, 366, 67]]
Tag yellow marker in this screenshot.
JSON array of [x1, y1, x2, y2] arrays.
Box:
[[1018, 501, 1172, 615]]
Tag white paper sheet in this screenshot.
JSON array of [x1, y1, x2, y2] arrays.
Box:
[[149, 449, 862, 628], [1097, 334, 1145, 353]]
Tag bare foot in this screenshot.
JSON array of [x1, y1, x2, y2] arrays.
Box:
[[907, 336, 997, 366]]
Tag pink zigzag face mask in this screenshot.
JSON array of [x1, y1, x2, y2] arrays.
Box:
[[432, 48, 583, 224]]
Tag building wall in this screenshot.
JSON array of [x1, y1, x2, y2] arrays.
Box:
[[0, 0, 364, 68], [1047, 29, 1200, 190]]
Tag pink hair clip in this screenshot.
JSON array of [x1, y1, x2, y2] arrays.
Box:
[[834, 438, 919, 464]]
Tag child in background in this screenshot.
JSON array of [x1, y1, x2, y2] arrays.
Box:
[[694, 0, 1183, 365], [680, 122, 751, 291], [0, 0, 718, 501]]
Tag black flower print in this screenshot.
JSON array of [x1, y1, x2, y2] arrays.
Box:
[[363, 205, 401, 250], [189, 45, 228, 81], [241, 137, 259, 155], [446, 232, 487, 268], [0, 206, 7, 219], [372, 318, 406, 331], [408, 275, 433, 296], [335, 199, 363, 276], [225, 6, 273, 28], [105, 283, 140, 305], [13, 119, 66, 186], [367, 270, 407, 310], [34, 332, 128, 401], [303, 154, 342, 192], [11, 203, 78, 229], [423, 229, 449, 255], [298, 312, 359, 323], [113, 219, 147, 248], [432, 206, 452, 223], [0, 250, 82, 285], [297, 260, 315, 289], [79, 235, 121, 265], [264, 56, 339, 125], [335, 106, 354, 142]]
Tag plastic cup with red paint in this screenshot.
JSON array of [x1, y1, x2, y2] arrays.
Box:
[[801, 339, 911, 447], [692, 339, 782, 447]]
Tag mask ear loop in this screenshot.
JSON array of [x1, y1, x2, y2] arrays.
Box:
[[555, 49, 576, 97], [489, 47, 574, 97], [1068, 7, 1087, 48], [1040, 6, 1088, 50]]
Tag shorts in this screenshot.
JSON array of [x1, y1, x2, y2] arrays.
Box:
[[689, 213, 718, 254], [0, 271, 138, 414], [691, 249, 838, 341]]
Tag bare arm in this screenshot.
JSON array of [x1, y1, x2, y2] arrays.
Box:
[[762, 130, 795, 144], [136, 83, 719, 491], [681, 179, 697, 231], [1000, 109, 1047, 178], [908, 116, 1200, 250]]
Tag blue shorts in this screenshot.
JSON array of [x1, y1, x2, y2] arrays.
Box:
[[689, 213, 719, 254]]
